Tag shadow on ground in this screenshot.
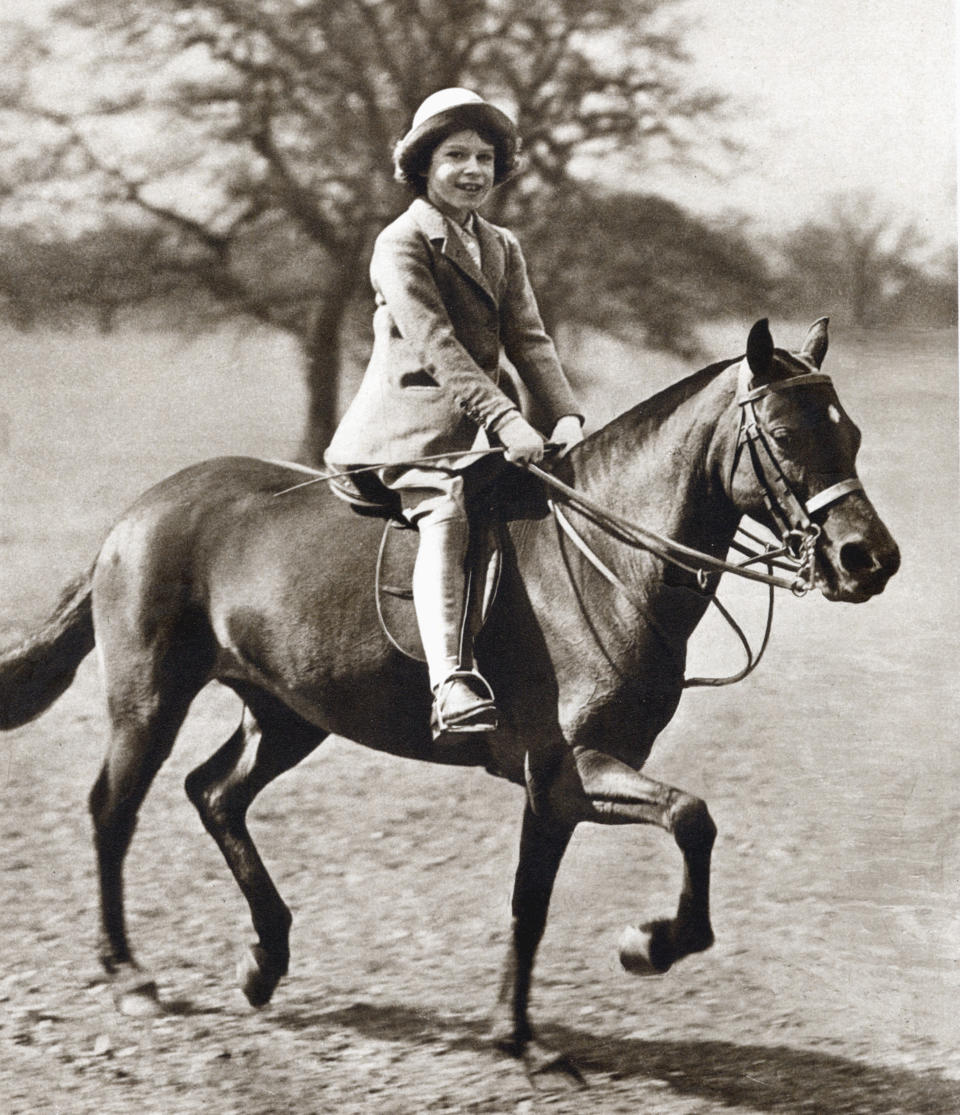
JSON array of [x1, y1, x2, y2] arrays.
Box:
[[271, 999, 959, 1114]]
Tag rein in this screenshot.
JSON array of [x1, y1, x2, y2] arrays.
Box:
[[528, 464, 809, 593], [546, 498, 776, 687], [527, 364, 864, 687], [530, 464, 786, 687], [274, 363, 863, 688]]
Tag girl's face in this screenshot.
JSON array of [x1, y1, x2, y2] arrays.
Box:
[[425, 129, 496, 221]]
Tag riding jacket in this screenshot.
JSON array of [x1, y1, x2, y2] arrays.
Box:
[[325, 197, 581, 468]]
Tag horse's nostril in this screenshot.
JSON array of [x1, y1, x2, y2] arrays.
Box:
[[839, 540, 876, 575]]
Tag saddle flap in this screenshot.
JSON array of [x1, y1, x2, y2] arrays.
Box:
[[376, 518, 503, 663]]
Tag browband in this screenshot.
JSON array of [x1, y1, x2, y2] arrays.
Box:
[[738, 372, 834, 405]]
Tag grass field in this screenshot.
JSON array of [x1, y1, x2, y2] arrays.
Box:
[[1, 320, 957, 1113]]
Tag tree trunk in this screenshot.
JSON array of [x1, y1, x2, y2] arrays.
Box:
[[97, 301, 117, 334], [298, 303, 345, 465], [297, 235, 369, 464]]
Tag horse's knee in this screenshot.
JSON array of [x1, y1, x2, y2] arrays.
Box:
[[669, 793, 716, 855]]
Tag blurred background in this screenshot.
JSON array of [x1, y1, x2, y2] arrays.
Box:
[[0, 0, 955, 459]]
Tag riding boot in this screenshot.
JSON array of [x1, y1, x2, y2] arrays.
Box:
[[412, 516, 499, 738]]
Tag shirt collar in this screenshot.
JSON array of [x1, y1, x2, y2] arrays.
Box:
[[410, 197, 481, 240]]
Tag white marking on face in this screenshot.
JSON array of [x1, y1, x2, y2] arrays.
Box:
[[827, 404, 841, 424]]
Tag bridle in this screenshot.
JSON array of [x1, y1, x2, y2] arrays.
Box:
[[530, 360, 865, 686], [732, 361, 863, 582]]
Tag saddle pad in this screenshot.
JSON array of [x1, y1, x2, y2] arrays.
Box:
[[375, 520, 503, 662]]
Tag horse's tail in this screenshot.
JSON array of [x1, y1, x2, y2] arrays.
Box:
[[0, 565, 96, 731]]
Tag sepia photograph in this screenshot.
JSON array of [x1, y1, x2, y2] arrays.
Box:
[[1, 1, 956, 1112]]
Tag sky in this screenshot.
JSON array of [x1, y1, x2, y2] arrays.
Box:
[[1, 0, 956, 253], [669, 0, 957, 253]]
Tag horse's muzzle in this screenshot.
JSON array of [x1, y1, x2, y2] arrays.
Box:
[[816, 502, 901, 602]]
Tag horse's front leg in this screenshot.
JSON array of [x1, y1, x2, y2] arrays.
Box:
[[564, 748, 717, 975], [490, 802, 581, 1079]]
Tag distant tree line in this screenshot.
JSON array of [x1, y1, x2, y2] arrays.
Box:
[[0, 2, 954, 461], [773, 193, 956, 331]]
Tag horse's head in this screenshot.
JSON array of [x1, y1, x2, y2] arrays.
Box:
[[728, 318, 900, 602]]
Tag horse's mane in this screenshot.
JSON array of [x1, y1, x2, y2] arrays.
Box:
[[587, 354, 742, 452]]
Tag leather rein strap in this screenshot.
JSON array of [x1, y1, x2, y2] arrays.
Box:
[[283, 365, 864, 687], [530, 364, 865, 687]]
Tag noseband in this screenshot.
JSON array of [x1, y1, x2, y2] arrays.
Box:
[[733, 362, 864, 590]]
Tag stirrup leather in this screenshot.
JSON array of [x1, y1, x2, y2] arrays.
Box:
[[431, 669, 499, 735]]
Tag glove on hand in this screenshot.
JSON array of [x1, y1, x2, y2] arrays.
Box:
[[496, 412, 546, 465], [549, 414, 585, 456]]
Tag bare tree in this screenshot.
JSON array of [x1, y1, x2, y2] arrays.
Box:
[[775, 192, 928, 329], [525, 189, 768, 358], [2, 0, 726, 460]]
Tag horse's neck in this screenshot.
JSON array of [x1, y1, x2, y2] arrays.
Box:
[[571, 363, 741, 554], [509, 362, 744, 695], [512, 364, 741, 688]]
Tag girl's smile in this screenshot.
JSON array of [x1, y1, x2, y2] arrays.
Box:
[[426, 130, 496, 222]]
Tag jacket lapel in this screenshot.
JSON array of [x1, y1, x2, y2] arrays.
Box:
[[409, 198, 499, 304], [476, 215, 506, 300]]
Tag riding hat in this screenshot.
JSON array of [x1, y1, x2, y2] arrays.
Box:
[[393, 88, 520, 187]]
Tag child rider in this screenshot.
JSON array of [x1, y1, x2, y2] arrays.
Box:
[[325, 88, 584, 739]]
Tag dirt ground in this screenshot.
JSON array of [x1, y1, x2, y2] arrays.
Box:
[[1, 323, 957, 1114]]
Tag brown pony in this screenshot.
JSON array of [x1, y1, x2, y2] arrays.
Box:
[[0, 319, 899, 1075]]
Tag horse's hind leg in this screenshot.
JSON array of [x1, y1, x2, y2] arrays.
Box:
[[184, 692, 326, 1007], [89, 676, 196, 1014]]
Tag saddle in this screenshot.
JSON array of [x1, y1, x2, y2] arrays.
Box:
[[329, 463, 550, 662]]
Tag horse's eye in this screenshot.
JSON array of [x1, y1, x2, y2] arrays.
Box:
[[770, 428, 795, 447]]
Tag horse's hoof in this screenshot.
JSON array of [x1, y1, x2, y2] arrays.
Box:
[[490, 1025, 586, 1088], [237, 944, 279, 1008], [618, 921, 673, 976], [116, 979, 163, 1017], [522, 1041, 586, 1089]]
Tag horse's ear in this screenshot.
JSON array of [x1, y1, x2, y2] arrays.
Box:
[[800, 316, 830, 368], [746, 318, 774, 381]]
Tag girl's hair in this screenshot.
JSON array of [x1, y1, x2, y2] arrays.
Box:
[[393, 109, 521, 194]]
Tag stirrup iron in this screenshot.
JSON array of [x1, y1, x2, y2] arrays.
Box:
[[431, 669, 499, 737]]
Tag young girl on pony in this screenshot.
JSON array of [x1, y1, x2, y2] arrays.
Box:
[[326, 88, 583, 739]]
